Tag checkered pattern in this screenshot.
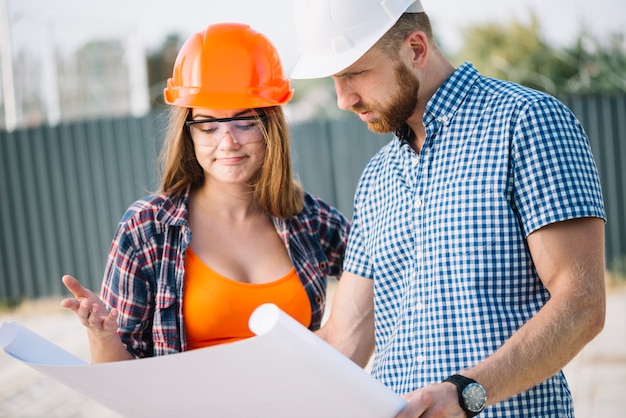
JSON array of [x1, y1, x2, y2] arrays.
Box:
[[344, 62, 605, 417], [100, 186, 349, 358]]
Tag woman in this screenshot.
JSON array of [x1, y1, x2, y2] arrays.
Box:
[[61, 23, 349, 362]]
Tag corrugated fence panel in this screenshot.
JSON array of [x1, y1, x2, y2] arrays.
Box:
[[290, 116, 391, 218], [564, 95, 626, 273], [613, 96, 626, 272], [325, 116, 392, 218], [1, 126, 24, 300], [1, 96, 625, 304], [0, 114, 161, 303], [290, 119, 337, 206]]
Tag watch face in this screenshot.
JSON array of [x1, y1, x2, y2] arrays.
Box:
[[463, 383, 487, 412]]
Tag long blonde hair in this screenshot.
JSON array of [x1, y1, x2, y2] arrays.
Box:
[[157, 105, 303, 218]]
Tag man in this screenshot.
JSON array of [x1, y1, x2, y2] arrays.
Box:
[[290, 0, 607, 417]]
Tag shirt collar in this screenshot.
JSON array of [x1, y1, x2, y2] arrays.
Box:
[[424, 62, 480, 126], [394, 62, 480, 142], [394, 124, 413, 142], [156, 184, 191, 227]]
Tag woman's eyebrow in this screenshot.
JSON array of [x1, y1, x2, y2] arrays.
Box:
[[192, 110, 255, 120]]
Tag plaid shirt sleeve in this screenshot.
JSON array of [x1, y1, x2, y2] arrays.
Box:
[[282, 191, 350, 330], [100, 198, 171, 358]]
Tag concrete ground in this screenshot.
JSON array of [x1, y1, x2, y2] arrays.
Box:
[[1, 282, 624, 418]]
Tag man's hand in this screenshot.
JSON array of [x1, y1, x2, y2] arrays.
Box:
[[396, 381, 465, 418]]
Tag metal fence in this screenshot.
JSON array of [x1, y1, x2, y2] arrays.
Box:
[[563, 96, 626, 276], [1, 95, 625, 304]]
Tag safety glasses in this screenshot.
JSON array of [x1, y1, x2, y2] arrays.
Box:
[[185, 114, 267, 146]]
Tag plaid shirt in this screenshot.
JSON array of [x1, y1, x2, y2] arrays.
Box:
[[100, 187, 349, 358], [344, 62, 605, 417]]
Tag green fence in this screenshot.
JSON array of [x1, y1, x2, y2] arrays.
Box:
[[1, 95, 625, 304]]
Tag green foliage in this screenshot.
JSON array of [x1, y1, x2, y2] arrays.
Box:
[[0, 298, 20, 312], [453, 13, 626, 97], [290, 77, 347, 120], [147, 33, 185, 108]]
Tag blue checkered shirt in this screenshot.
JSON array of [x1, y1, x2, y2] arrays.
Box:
[[343, 62, 606, 417]]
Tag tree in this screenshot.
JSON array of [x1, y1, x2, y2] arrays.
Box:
[[453, 13, 626, 97], [147, 33, 184, 109]]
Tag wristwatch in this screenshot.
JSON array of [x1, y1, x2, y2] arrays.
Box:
[[443, 374, 487, 417]]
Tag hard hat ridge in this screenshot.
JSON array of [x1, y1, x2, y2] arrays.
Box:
[[290, 0, 424, 79]]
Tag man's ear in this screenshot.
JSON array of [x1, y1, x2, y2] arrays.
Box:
[[404, 31, 429, 69]]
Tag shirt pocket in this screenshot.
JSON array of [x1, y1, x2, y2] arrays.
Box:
[[436, 180, 500, 257]]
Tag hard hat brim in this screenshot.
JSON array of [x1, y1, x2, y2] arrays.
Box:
[[290, 31, 382, 79], [164, 90, 294, 109], [290, 0, 425, 80]]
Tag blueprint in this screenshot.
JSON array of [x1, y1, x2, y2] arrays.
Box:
[[0, 303, 406, 418]]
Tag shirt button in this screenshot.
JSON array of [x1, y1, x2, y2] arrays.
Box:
[[416, 302, 424, 310], [412, 156, 419, 165], [415, 198, 422, 208], [318, 261, 327, 270], [417, 354, 426, 363]]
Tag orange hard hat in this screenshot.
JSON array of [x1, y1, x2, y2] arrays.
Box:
[[163, 23, 293, 109]]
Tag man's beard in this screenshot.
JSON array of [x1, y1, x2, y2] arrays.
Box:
[[350, 63, 419, 134]]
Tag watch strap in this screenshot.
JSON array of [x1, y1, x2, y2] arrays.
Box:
[[443, 374, 485, 417], [444, 373, 476, 388]]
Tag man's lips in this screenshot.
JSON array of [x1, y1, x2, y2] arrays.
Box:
[[357, 110, 375, 122]]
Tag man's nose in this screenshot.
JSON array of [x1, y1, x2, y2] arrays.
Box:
[[334, 79, 360, 111]]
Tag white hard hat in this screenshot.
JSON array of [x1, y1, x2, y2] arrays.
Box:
[[290, 0, 425, 79]]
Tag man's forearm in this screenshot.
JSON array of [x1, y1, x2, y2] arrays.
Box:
[[473, 292, 603, 405]]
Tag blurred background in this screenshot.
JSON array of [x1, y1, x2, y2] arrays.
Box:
[[1, 1, 625, 417], [2, 0, 625, 128], [1, 0, 626, 311]]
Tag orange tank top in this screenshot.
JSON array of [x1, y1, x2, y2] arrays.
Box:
[[183, 248, 312, 349]]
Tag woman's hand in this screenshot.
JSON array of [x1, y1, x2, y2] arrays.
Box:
[[61, 275, 118, 338]]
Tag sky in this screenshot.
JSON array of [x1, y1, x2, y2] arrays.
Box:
[[5, 0, 626, 75]]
